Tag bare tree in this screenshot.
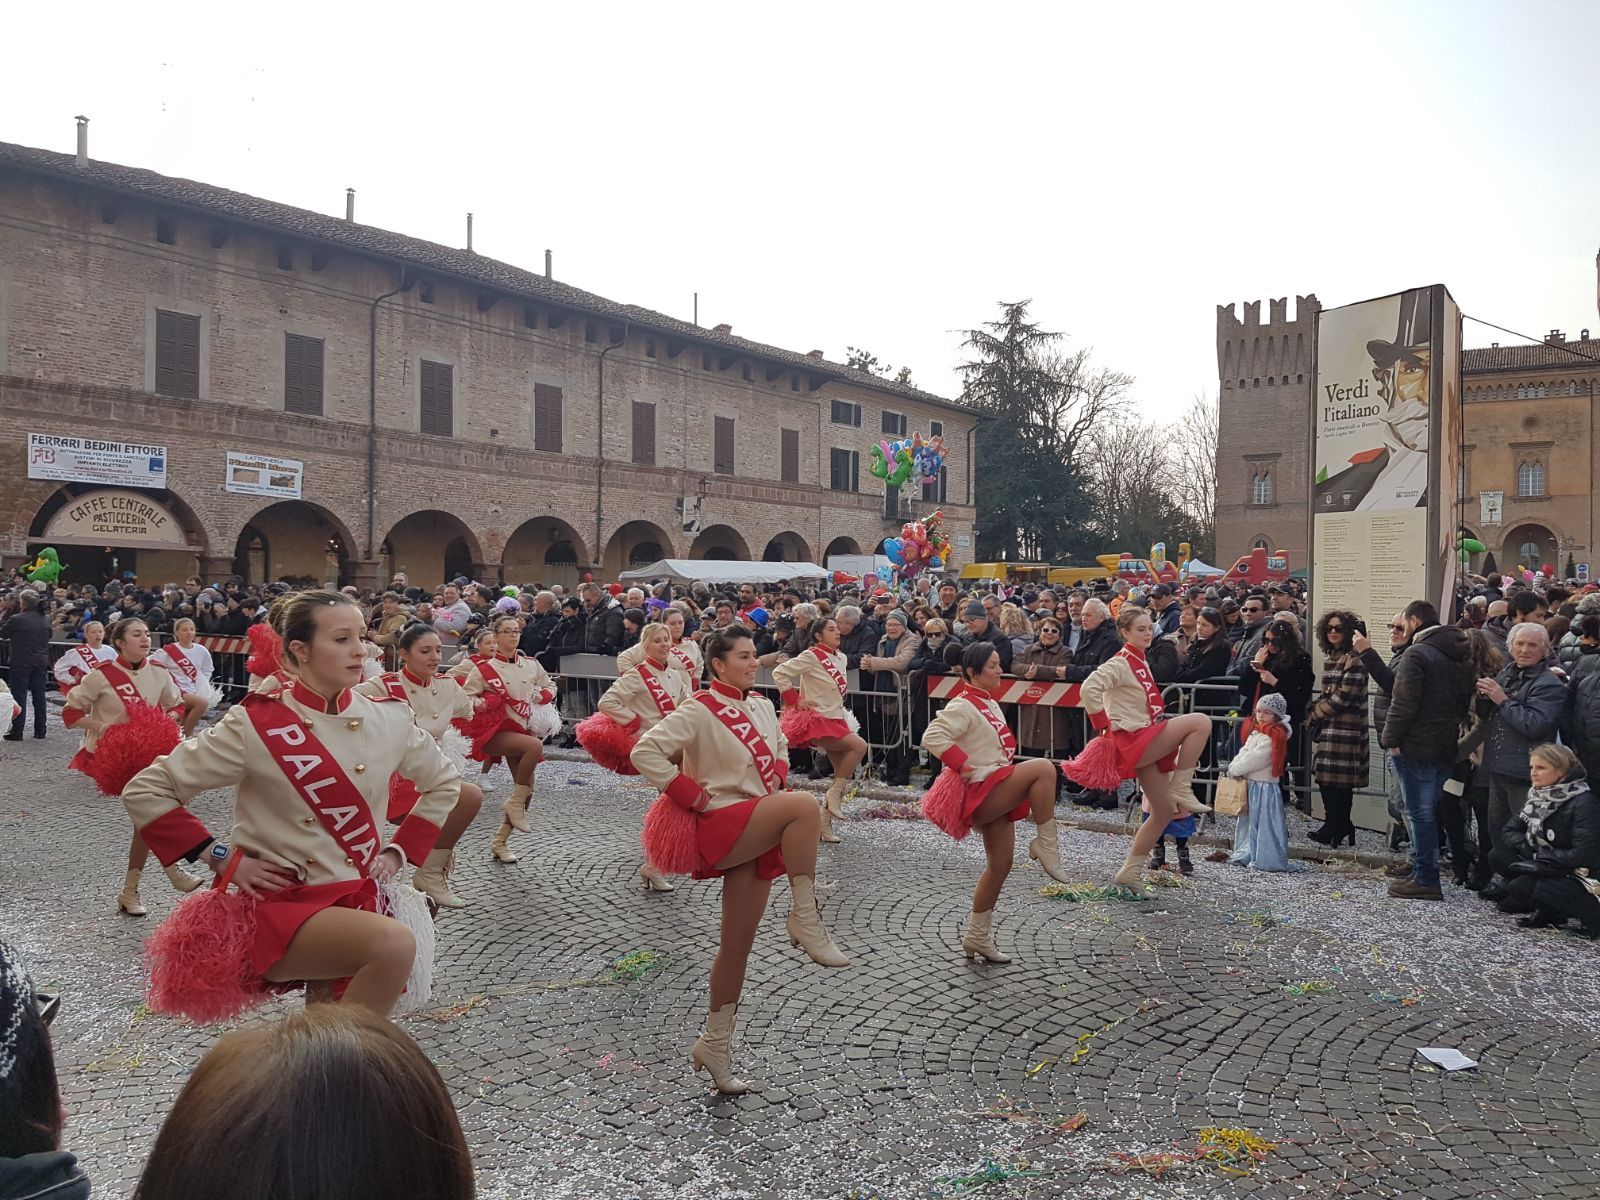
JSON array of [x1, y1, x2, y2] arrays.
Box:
[[1168, 391, 1218, 557]]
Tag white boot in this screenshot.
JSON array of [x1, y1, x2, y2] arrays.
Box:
[[504, 783, 533, 833], [639, 862, 675, 892], [691, 1003, 754, 1094], [961, 908, 1012, 963], [786, 876, 850, 967], [164, 863, 203, 894], [1027, 818, 1072, 883], [1168, 767, 1211, 815], [415, 848, 466, 909], [820, 777, 846, 843], [490, 820, 519, 864], [117, 869, 147, 917], [1112, 852, 1146, 889]]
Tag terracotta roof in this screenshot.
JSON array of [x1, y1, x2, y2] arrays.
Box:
[[0, 139, 972, 413], [1463, 337, 1600, 374]]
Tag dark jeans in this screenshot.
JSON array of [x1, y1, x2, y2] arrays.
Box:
[[1394, 755, 1450, 887], [8, 667, 48, 736], [1485, 772, 1530, 859]]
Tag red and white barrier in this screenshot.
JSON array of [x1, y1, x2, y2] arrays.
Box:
[[928, 675, 1083, 708]]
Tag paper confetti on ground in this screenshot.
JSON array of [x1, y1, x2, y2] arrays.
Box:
[[1280, 979, 1335, 997], [1220, 909, 1292, 929], [966, 1094, 1088, 1135], [1038, 882, 1149, 902], [934, 1159, 1053, 1196], [1106, 1126, 1279, 1179], [1027, 999, 1162, 1075], [1369, 989, 1427, 1006], [855, 802, 925, 821]]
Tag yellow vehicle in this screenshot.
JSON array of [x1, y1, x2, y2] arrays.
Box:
[[1047, 564, 1110, 587], [958, 562, 1050, 584]]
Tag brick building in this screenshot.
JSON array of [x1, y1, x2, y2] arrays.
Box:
[[1216, 261, 1600, 576], [0, 130, 976, 591]]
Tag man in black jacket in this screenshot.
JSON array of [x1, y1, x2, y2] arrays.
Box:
[[2, 591, 52, 739], [1064, 598, 1123, 809], [1380, 600, 1475, 901], [579, 583, 625, 657], [836, 605, 881, 670], [518, 591, 562, 659], [1355, 610, 1411, 862], [960, 602, 1013, 672]]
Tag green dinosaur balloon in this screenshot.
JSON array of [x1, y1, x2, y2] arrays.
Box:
[[25, 546, 65, 584]]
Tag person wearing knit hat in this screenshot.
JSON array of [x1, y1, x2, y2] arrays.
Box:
[[1226, 691, 1292, 871]]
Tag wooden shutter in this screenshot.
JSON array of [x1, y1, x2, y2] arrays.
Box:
[[780, 428, 799, 483], [420, 360, 453, 437], [155, 310, 200, 398], [284, 334, 324, 416], [534, 383, 563, 452], [714, 416, 734, 474], [632, 401, 656, 466]]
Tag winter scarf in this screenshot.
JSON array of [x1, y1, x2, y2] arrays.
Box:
[[1517, 778, 1591, 851]]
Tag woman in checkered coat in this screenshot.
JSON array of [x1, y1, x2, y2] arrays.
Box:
[[1307, 610, 1371, 846]]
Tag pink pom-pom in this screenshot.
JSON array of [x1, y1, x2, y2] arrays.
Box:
[[920, 767, 975, 840], [641, 795, 701, 876], [1061, 736, 1124, 790], [145, 889, 270, 1024], [575, 712, 640, 775], [452, 692, 508, 761], [78, 704, 181, 796], [245, 624, 283, 680]]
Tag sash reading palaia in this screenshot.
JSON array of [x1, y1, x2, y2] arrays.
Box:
[[98, 662, 152, 716], [71, 645, 102, 678], [477, 658, 531, 721], [241, 695, 381, 870], [810, 645, 848, 698], [671, 645, 697, 677], [1119, 646, 1166, 722], [957, 684, 1016, 761], [161, 642, 199, 685], [696, 692, 783, 796], [638, 663, 678, 718]]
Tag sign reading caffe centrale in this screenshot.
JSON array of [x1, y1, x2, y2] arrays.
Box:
[[41, 489, 190, 548]]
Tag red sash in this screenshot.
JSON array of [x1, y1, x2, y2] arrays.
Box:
[[68, 645, 101, 681], [477, 657, 531, 722], [380, 672, 410, 704], [161, 642, 200, 686], [696, 692, 783, 794], [671, 644, 697, 677], [810, 645, 848, 699], [98, 662, 152, 717], [956, 683, 1016, 762], [241, 696, 382, 871], [637, 663, 678, 719], [1119, 646, 1166, 721]]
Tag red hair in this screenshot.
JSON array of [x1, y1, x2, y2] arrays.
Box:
[[1241, 715, 1289, 777]]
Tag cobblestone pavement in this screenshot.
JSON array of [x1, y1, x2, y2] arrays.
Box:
[[4, 729, 1599, 1200]]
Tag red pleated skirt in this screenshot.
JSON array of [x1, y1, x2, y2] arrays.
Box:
[[1062, 722, 1175, 789], [641, 794, 786, 881], [779, 706, 856, 747], [920, 763, 1024, 840], [467, 717, 524, 762]]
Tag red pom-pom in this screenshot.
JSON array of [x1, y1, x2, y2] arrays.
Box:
[[76, 704, 181, 797], [1061, 736, 1124, 790], [779, 706, 855, 747], [145, 889, 270, 1024], [920, 767, 975, 840], [641, 794, 701, 876], [451, 693, 508, 761], [245, 624, 283, 680], [575, 712, 640, 775]]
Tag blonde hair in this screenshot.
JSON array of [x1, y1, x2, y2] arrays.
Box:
[[1530, 742, 1580, 778], [173, 617, 196, 635], [641, 623, 672, 651], [269, 589, 363, 670], [997, 605, 1031, 638], [1114, 604, 1150, 633]]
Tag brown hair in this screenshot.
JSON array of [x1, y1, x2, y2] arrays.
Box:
[[269, 588, 363, 669], [704, 626, 753, 676], [132, 1006, 473, 1200], [1530, 742, 1580, 778], [1114, 604, 1149, 634], [106, 617, 148, 650], [490, 614, 521, 634]]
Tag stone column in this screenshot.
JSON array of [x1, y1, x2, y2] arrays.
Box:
[[472, 561, 504, 588], [198, 555, 237, 585], [345, 559, 385, 594]]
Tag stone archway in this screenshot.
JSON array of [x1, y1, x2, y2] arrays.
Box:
[[823, 536, 861, 560], [234, 499, 358, 587], [603, 520, 675, 579], [1502, 522, 1557, 574], [382, 510, 484, 588], [25, 483, 208, 587], [504, 516, 590, 592], [690, 524, 750, 561], [762, 530, 814, 563]]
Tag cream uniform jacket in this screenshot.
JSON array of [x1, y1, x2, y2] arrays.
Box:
[[123, 682, 461, 881], [52, 643, 116, 689], [156, 640, 215, 696], [921, 692, 1014, 784], [771, 646, 851, 719], [631, 680, 789, 813], [62, 659, 182, 753], [617, 638, 703, 686], [597, 659, 689, 732], [1078, 652, 1157, 733], [461, 653, 555, 732], [357, 669, 474, 744]]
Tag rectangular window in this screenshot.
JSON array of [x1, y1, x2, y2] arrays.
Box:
[[922, 465, 948, 504], [884, 483, 902, 520], [930, 420, 943, 438], [1250, 470, 1273, 505], [714, 416, 735, 475], [632, 401, 656, 466], [154, 309, 201, 398], [881, 410, 906, 437], [534, 382, 563, 453], [419, 360, 453, 437], [283, 333, 324, 416], [831, 399, 861, 427], [830, 448, 859, 492], [780, 428, 800, 483]]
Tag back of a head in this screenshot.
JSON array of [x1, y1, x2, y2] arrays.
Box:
[[0, 940, 62, 1160], [134, 1006, 473, 1200]]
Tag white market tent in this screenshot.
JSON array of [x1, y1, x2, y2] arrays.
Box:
[[618, 559, 831, 585], [1182, 559, 1225, 576]]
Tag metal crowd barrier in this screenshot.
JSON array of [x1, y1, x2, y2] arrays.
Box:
[[7, 634, 257, 704]]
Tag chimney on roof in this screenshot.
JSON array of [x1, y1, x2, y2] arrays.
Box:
[[544, 249, 552, 279], [806, 349, 824, 359], [74, 115, 88, 169], [713, 323, 733, 335], [1546, 329, 1566, 344], [345, 188, 355, 222], [466, 212, 474, 253], [1583, 329, 1591, 341]]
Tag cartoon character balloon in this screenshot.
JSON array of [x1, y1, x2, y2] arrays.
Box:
[[868, 431, 948, 491], [25, 547, 66, 585]]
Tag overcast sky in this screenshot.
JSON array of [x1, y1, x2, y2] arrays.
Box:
[[9, 1, 1599, 419]]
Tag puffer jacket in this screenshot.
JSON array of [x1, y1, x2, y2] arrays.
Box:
[[1500, 772, 1600, 872], [1064, 620, 1120, 683], [1359, 644, 1406, 734], [0, 1151, 91, 1199], [1566, 665, 1600, 777], [1556, 630, 1585, 674], [1380, 623, 1475, 765], [1482, 660, 1568, 779]]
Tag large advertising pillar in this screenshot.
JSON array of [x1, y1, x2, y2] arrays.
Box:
[[1310, 285, 1462, 627]]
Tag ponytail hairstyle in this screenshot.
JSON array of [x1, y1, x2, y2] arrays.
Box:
[[269, 588, 362, 671], [106, 617, 149, 652], [704, 626, 753, 680], [395, 622, 439, 655], [958, 640, 999, 683]]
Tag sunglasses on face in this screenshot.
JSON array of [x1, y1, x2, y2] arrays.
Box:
[[1327, 624, 1344, 632], [1040, 626, 1060, 635]]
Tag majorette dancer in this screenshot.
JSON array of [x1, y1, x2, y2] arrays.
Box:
[[155, 617, 218, 737], [772, 616, 866, 844], [631, 626, 850, 1094], [575, 622, 689, 892], [61, 618, 195, 915], [455, 615, 558, 865], [1061, 605, 1212, 888], [920, 641, 1074, 963], [617, 607, 702, 688], [355, 622, 484, 909], [123, 590, 462, 1019], [51, 620, 116, 690], [447, 628, 501, 791]]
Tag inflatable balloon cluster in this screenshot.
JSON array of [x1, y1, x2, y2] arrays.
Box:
[[868, 432, 946, 490], [884, 510, 953, 579]]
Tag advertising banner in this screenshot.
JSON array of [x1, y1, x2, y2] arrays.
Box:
[[224, 451, 304, 498], [27, 434, 167, 489]]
